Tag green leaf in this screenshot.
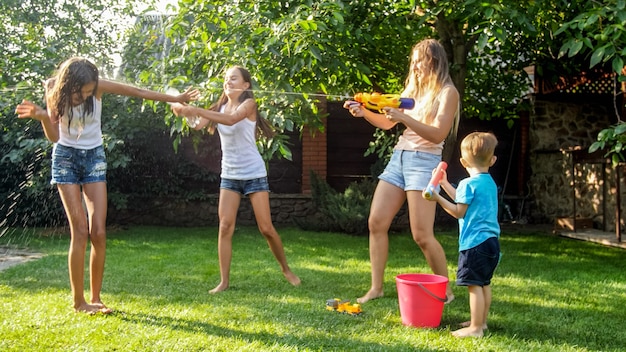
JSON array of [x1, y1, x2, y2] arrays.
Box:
[[613, 57, 624, 74], [279, 144, 292, 161], [614, 123, 626, 134], [485, 7, 494, 19], [554, 22, 570, 36], [558, 41, 571, 59], [612, 153, 621, 166], [590, 47, 606, 68], [569, 40, 583, 57], [585, 14, 599, 28], [332, 11, 344, 24], [310, 46, 322, 61], [172, 134, 181, 154], [618, 9, 626, 23], [298, 20, 310, 30], [477, 33, 488, 50]]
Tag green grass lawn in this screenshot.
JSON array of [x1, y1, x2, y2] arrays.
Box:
[[1, 225, 624, 351]]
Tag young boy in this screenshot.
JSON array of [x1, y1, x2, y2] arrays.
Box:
[[424, 131, 501, 338]]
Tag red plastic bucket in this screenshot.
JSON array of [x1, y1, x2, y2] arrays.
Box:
[[395, 273, 448, 328]]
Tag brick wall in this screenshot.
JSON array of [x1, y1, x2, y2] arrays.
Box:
[[301, 96, 328, 194]]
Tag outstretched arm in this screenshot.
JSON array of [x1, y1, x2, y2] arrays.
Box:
[[96, 79, 200, 103], [170, 98, 257, 129], [15, 99, 60, 142]]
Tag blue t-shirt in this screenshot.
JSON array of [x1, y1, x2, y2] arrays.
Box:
[[455, 173, 500, 251]]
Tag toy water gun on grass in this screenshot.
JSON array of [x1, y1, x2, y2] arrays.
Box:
[[325, 298, 363, 316], [351, 92, 415, 112], [423, 161, 447, 200]]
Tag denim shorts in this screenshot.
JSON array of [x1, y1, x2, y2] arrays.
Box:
[[51, 144, 107, 185], [378, 149, 441, 191], [456, 237, 501, 287], [220, 177, 270, 196]]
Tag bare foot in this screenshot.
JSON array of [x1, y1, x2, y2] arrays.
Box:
[[356, 289, 384, 304], [460, 321, 488, 330], [209, 282, 229, 294], [283, 271, 301, 286], [451, 326, 484, 338], [75, 303, 112, 315], [90, 300, 114, 314]]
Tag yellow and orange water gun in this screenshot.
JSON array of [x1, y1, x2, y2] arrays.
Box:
[[325, 298, 363, 316], [352, 92, 415, 112]]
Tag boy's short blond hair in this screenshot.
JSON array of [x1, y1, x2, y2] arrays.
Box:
[[460, 132, 498, 167]]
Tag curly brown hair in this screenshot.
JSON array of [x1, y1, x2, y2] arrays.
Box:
[[47, 57, 99, 134]]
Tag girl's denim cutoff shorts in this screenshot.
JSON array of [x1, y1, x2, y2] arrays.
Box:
[[220, 177, 270, 196], [51, 144, 107, 185], [378, 149, 441, 191]]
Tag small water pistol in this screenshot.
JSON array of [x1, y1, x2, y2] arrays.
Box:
[[423, 161, 448, 200]]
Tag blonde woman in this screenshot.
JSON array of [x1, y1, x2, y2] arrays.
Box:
[[344, 39, 460, 304]]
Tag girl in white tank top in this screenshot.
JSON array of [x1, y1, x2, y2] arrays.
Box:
[[16, 57, 199, 314], [170, 66, 301, 293]]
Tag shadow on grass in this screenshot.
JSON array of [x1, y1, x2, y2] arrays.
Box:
[[113, 309, 442, 351]]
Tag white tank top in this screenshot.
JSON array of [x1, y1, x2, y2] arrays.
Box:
[[217, 106, 267, 180], [57, 97, 103, 149]]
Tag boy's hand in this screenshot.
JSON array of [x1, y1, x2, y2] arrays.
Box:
[[436, 169, 449, 184], [422, 190, 439, 201]]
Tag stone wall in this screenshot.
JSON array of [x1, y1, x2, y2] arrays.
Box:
[[109, 194, 317, 227], [528, 98, 622, 231], [108, 192, 457, 230]]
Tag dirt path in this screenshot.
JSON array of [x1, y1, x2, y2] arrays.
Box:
[[0, 246, 44, 272]]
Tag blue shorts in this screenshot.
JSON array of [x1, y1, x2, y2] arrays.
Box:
[[378, 149, 441, 191], [456, 237, 500, 287], [220, 177, 270, 196], [51, 144, 107, 185]]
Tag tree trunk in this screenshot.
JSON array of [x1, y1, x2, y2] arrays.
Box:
[[435, 15, 469, 161]]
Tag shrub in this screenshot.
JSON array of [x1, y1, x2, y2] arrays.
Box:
[[294, 171, 375, 236]]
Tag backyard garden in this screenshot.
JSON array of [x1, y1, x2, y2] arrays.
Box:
[[2, 1, 626, 351], [1, 225, 624, 351]]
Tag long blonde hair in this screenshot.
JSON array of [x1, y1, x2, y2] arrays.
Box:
[[402, 39, 459, 138]]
